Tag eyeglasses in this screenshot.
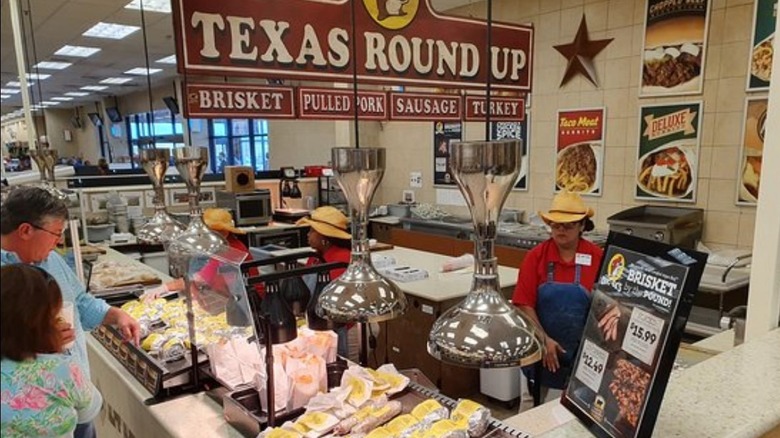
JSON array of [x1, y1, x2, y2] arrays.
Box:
[[29, 223, 65, 240], [550, 221, 579, 231]]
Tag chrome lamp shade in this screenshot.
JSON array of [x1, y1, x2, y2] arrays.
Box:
[[427, 140, 543, 368], [315, 147, 407, 323], [136, 148, 185, 245], [168, 146, 227, 279]]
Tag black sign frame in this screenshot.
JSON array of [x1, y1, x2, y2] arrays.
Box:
[[561, 232, 706, 438]]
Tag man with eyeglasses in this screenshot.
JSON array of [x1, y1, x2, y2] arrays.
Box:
[[1, 186, 140, 438], [512, 192, 604, 407]]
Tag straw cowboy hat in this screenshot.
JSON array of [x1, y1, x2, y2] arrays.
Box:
[[539, 192, 595, 225], [203, 208, 245, 235], [297, 206, 351, 240]]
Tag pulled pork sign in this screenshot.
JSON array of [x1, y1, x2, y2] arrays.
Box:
[[172, 0, 534, 91]]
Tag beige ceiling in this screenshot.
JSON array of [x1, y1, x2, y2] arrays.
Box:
[[0, 0, 476, 117]]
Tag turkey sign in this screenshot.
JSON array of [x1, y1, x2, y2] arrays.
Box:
[[172, 0, 534, 91]]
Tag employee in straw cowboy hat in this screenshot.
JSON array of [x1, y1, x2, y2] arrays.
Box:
[[144, 208, 260, 300], [512, 192, 604, 403], [297, 206, 353, 356]]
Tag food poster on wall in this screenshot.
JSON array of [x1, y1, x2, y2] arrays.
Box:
[[491, 119, 530, 191], [640, 0, 710, 97], [747, 0, 776, 91], [635, 102, 701, 202], [433, 121, 462, 186], [562, 233, 706, 438], [555, 108, 605, 196], [737, 97, 767, 204]]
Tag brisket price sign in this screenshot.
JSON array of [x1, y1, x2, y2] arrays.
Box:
[[562, 232, 706, 438], [172, 0, 533, 91]]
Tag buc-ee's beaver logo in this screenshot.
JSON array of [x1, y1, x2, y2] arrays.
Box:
[[364, 0, 420, 30], [607, 253, 626, 282]]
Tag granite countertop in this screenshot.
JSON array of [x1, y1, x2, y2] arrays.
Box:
[[503, 328, 780, 438]]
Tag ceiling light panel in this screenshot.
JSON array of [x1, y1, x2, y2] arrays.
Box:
[[0, 88, 21, 94], [26, 73, 51, 80], [100, 77, 134, 84], [34, 61, 72, 70], [81, 85, 109, 91], [41, 101, 60, 106], [155, 55, 176, 64], [55, 45, 101, 57], [65, 92, 90, 97], [5, 82, 32, 87], [51, 97, 74, 101], [125, 67, 162, 75], [125, 0, 172, 13], [83, 22, 140, 40], [1, 95, 10, 99]]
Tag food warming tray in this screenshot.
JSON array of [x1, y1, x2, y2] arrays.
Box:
[[223, 368, 531, 437]]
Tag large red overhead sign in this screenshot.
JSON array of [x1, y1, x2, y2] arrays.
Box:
[[172, 0, 534, 92]]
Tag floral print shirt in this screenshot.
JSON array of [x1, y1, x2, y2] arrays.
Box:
[[1, 354, 102, 438]]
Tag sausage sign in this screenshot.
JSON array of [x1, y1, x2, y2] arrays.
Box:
[[172, 0, 533, 91]]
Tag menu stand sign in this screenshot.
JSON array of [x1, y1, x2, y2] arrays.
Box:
[[562, 232, 706, 438]]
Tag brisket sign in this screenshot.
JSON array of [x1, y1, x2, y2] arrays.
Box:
[[185, 83, 295, 119], [172, 0, 534, 91]]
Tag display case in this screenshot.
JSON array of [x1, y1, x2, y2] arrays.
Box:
[[317, 175, 347, 212]]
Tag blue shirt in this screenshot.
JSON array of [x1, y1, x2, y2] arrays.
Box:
[[1, 250, 110, 378], [1, 354, 102, 437]]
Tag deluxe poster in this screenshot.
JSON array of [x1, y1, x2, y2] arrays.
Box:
[[635, 102, 702, 202], [736, 97, 767, 205], [555, 108, 605, 196], [746, 0, 776, 91], [640, 0, 710, 97], [433, 121, 462, 186], [492, 119, 530, 191], [562, 233, 706, 438]]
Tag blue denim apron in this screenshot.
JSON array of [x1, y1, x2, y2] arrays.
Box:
[[532, 262, 591, 389]]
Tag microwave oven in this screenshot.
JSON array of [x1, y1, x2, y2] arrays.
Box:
[[216, 189, 272, 226]]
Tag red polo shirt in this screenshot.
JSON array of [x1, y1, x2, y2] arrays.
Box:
[[512, 238, 603, 309], [305, 245, 351, 280]]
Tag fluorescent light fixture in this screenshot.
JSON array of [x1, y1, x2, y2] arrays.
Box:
[[125, 67, 162, 75], [155, 54, 176, 64], [83, 22, 140, 40], [0, 88, 21, 94], [41, 101, 60, 106], [125, 0, 171, 13], [65, 91, 90, 97], [54, 45, 101, 57], [6, 81, 33, 87], [34, 61, 72, 70], [1, 95, 10, 99], [52, 97, 74, 101], [81, 85, 108, 91], [100, 77, 133, 84], [26, 73, 51, 80]]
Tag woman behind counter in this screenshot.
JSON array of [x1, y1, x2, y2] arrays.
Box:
[[297, 206, 352, 357], [512, 192, 604, 402]]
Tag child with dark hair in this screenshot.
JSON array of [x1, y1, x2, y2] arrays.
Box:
[[1, 264, 102, 437]]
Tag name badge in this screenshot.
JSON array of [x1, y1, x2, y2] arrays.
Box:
[[575, 253, 592, 266]]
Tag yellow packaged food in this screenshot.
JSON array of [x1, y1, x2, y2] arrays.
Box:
[[365, 426, 392, 438], [141, 333, 165, 352], [422, 419, 468, 438], [411, 399, 448, 424], [257, 427, 301, 438], [451, 399, 490, 437], [384, 414, 419, 435], [296, 411, 338, 433]]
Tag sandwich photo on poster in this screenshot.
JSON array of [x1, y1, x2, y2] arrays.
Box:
[[635, 102, 702, 203], [640, 0, 710, 97], [737, 97, 767, 205], [746, 0, 776, 91], [491, 119, 530, 191], [433, 121, 462, 186], [555, 108, 605, 196]]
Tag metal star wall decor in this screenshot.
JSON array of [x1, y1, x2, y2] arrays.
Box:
[[554, 15, 613, 88]]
